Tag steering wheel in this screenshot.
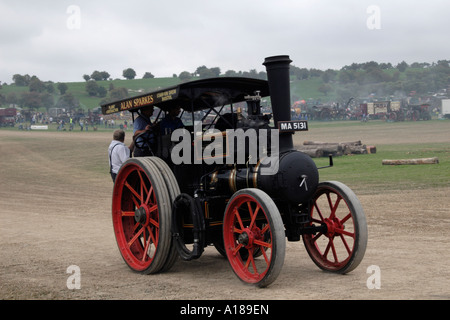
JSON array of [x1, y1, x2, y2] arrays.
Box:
[[134, 129, 155, 150]]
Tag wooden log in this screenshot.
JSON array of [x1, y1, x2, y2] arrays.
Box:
[[366, 145, 377, 154], [299, 148, 324, 158], [303, 140, 362, 146], [299, 144, 342, 153], [382, 157, 439, 165], [347, 144, 367, 154]]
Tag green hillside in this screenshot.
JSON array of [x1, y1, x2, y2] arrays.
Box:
[[1, 60, 448, 113]]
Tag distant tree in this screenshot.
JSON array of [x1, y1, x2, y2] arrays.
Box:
[[123, 68, 136, 80], [57, 83, 68, 95], [29, 77, 46, 93], [40, 92, 55, 111], [100, 71, 110, 81], [97, 86, 107, 98], [20, 92, 42, 110], [379, 62, 393, 69], [56, 93, 79, 112], [90, 71, 103, 81], [12, 74, 30, 86], [83, 74, 91, 81], [396, 61, 408, 72], [85, 80, 99, 96], [0, 85, 4, 106], [5, 92, 18, 105], [143, 72, 155, 79], [257, 71, 267, 80], [309, 68, 324, 77], [46, 82, 55, 94], [322, 69, 337, 83], [224, 70, 240, 77], [179, 71, 192, 81], [110, 87, 128, 100], [291, 66, 310, 80], [209, 67, 221, 77], [242, 69, 258, 78], [195, 65, 220, 78]]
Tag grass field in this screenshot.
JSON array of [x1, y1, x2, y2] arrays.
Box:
[[315, 142, 450, 193]]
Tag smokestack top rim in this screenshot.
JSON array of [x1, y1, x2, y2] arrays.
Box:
[[263, 55, 293, 67]]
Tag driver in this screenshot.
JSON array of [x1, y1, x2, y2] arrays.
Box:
[[132, 106, 158, 157], [160, 106, 184, 135]]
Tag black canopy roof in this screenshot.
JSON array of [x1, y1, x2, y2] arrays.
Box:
[[101, 77, 269, 115]]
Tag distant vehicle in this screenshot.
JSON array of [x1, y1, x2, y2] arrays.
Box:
[[441, 99, 450, 119], [0, 108, 16, 127]]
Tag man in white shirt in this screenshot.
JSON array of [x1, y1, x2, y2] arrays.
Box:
[[108, 129, 132, 182]]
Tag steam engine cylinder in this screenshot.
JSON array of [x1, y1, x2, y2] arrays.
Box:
[[207, 150, 318, 204]]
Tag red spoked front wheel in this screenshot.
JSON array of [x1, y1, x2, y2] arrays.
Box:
[[223, 189, 285, 287], [112, 158, 172, 274], [303, 181, 368, 273]]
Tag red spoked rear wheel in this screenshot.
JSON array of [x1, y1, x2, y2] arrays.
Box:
[[112, 158, 172, 274], [223, 189, 285, 287], [303, 181, 367, 273]]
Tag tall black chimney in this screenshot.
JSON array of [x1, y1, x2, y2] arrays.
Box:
[[263, 55, 293, 153]]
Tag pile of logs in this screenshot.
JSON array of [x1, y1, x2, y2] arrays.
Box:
[[297, 140, 375, 158]]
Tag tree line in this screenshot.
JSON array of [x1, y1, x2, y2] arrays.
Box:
[[2, 60, 448, 112]]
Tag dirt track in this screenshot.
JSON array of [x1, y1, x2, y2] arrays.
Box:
[[0, 121, 449, 300]]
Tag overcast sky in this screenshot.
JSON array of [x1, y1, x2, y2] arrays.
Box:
[[0, 0, 449, 83]]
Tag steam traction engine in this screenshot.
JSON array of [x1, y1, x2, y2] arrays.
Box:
[[101, 55, 368, 287]]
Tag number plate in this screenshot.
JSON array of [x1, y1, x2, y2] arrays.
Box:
[[277, 120, 308, 132]]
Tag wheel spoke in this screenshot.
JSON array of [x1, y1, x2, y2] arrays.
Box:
[[125, 181, 142, 203], [234, 208, 245, 230], [128, 227, 144, 247], [340, 212, 352, 224], [330, 196, 342, 219], [142, 233, 151, 262], [146, 226, 158, 249], [245, 251, 258, 275], [312, 232, 324, 243], [144, 186, 154, 206], [148, 217, 159, 229], [253, 239, 271, 248], [121, 210, 135, 217], [260, 245, 270, 265], [261, 223, 270, 234], [232, 243, 244, 256], [327, 238, 338, 263], [314, 202, 325, 221], [137, 170, 149, 198], [339, 234, 352, 255], [233, 227, 244, 234], [248, 202, 260, 229], [336, 227, 354, 238], [326, 192, 333, 212]]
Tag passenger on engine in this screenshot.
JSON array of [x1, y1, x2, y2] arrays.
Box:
[[132, 106, 156, 157], [160, 106, 184, 135]]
